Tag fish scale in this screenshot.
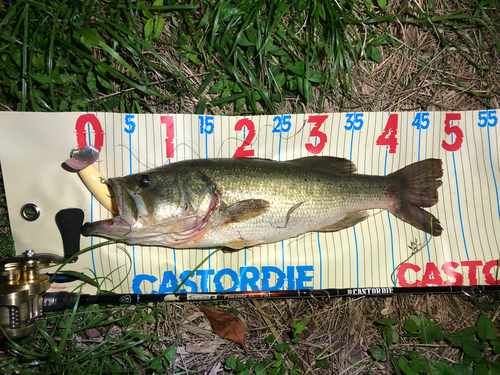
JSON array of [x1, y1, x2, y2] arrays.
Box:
[[196, 171, 391, 249], [82, 157, 444, 249]]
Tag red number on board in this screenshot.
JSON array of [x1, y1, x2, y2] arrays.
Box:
[[233, 118, 255, 157], [161, 115, 175, 158], [75, 114, 104, 151], [376, 113, 398, 154], [305, 115, 328, 154], [442, 113, 463, 152]]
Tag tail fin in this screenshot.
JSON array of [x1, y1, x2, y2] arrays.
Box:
[[388, 159, 443, 236]]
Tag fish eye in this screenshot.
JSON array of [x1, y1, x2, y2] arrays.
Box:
[[137, 175, 151, 188]]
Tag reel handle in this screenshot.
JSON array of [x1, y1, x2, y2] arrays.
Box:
[[0, 251, 67, 268], [55, 208, 84, 260]]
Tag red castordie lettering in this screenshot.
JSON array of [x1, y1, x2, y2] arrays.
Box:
[[461, 260, 483, 285], [397, 263, 421, 287], [483, 260, 499, 285], [441, 262, 463, 286], [421, 262, 444, 286], [398, 260, 497, 287], [75, 114, 104, 151]]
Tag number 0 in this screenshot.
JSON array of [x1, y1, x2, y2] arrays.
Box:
[[75, 114, 104, 151]]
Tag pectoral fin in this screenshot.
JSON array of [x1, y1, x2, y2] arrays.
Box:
[[222, 199, 271, 223], [318, 211, 369, 232]]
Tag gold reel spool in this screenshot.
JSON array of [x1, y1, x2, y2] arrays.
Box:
[[0, 251, 56, 339]]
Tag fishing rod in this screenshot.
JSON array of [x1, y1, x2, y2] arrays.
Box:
[[1, 208, 499, 340], [42, 284, 500, 311]]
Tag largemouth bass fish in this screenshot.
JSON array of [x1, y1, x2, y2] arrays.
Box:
[[82, 157, 443, 249]]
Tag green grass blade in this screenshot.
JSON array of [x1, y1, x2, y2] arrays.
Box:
[[173, 248, 222, 293], [47, 8, 58, 111], [75, 28, 144, 83], [198, 71, 216, 94], [57, 292, 81, 358], [65, 44, 158, 96], [21, 4, 29, 111], [209, 92, 246, 106], [113, 4, 195, 11], [402, 46, 449, 91]]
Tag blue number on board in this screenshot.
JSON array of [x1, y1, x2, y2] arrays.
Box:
[[478, 110, 498, 127], [124, 114, 136, 134], [199, 115, 214, 134], [344, 113, 363, 131], [411, 112, 430, 130], [272, 115, 292, 133]]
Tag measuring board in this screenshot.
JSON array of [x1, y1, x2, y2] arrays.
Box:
[[0, 111, 498, 294]]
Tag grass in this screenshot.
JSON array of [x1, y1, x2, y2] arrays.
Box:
[[1, 0, 500, 373], [0, 167, 14, 259], [221, 311, 500, 374], [362, 311, 500, 374], [1, 302, 182, 374], [2, 0, 497, 116]]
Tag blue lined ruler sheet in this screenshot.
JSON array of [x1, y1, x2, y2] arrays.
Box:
[[0, 110, 498, 294]]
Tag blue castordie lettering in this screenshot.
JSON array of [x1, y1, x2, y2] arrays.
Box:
[[131, 265, 314, 294]]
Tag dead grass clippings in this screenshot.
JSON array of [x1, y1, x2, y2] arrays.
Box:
[[151, 293, 498, 374]]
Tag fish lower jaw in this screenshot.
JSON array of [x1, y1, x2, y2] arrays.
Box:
[[81, 215, 136, 238]]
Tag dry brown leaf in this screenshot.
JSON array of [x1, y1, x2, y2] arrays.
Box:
[[201, 305, 247, 352], [87, 328, 102, 338]]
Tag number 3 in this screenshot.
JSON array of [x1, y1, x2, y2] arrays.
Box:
[[305, 115, 328, 154]]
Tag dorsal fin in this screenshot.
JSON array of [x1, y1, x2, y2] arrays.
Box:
[[289, 156, 356, 174]]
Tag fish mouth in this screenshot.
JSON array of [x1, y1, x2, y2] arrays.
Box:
[[81, 179, 144, 239]]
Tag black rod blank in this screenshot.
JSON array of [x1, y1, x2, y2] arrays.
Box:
[[42, 285, 500, 311]]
